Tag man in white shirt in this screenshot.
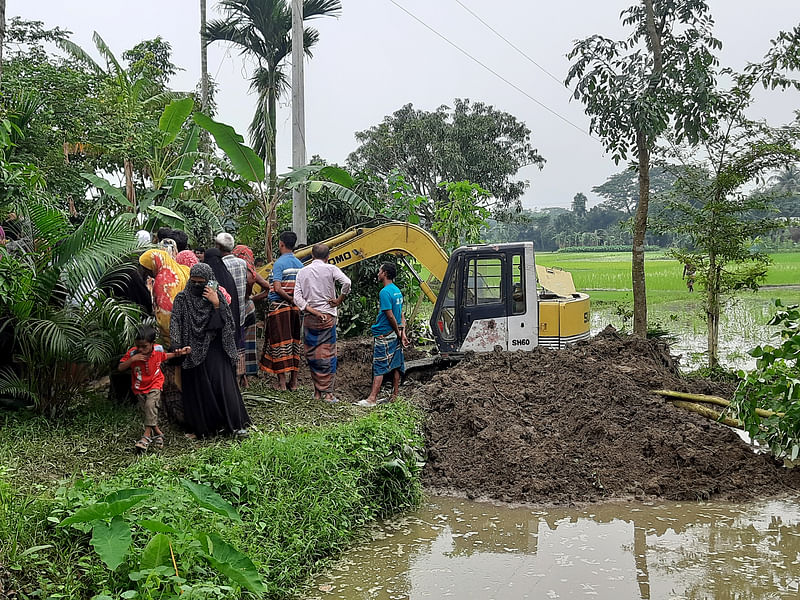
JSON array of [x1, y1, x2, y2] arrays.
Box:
[[293, 243, 352, 403]]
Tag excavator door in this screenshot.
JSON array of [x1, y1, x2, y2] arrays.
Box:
[[431, 243, 539, 355]]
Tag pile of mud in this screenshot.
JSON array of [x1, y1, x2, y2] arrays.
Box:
[[418, 327, 800, 504], [294, 338, 427, 401]]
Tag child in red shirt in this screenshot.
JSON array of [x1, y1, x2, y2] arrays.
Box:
[[119, 325, 190, 452]]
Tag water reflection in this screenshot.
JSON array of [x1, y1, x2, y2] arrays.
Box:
[[305, 496, 800, 600]]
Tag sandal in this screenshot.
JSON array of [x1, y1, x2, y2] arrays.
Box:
[[135, 436, 152, 453], [355, 399, 377, 408], [151, 434, 164, 449]]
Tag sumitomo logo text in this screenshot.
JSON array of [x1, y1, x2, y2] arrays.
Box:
[[328, 251, 352, 265]]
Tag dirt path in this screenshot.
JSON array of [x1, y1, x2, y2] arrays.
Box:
[[413, 327, 800, 504]]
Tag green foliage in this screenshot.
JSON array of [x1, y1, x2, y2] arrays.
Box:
[[349, 99, 545, 218], [194, 112, 265, 183], [729, 300, 800, 460], [432, 180, 490, 250], [1, 404, 423, 598]]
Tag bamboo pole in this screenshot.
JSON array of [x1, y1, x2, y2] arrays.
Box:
[[653, 389, 783, 418], [670, 400, 744, 428]]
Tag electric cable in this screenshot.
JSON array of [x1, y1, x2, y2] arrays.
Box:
[[386, 0, 594, 140]]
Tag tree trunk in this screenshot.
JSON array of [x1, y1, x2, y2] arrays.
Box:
[[124, 158, 137, 213], [199, 0, 210, 176], [267, 85, 278, 206], [0, 0, 6, 90], [707, 252, 720, 368], [200, 0, 208, 111], [632, 129, 649, 338]]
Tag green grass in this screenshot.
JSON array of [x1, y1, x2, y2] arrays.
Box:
[[535, 250, 800, 305], [0, 393, 424, 598]]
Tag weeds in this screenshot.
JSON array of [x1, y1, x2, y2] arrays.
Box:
[[0, 402, 424, 599]]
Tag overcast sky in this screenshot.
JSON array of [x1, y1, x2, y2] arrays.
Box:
[[14, 1, 800, 209]]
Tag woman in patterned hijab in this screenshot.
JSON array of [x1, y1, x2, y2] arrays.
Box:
[[170, 263, 250, 438]]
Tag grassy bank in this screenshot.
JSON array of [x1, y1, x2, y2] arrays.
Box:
[[0, 395, 424, 598]]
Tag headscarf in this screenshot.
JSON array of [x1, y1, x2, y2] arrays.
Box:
[[136, 230, 151, 246], [159, 238, 178, 259], [139, 248, 190, 346], [203, 248, 241, 337], [177, 249, 233, 304], [170, 262, 238, 370], [233, 244, 257, 279], [176, 250, 198, 269]]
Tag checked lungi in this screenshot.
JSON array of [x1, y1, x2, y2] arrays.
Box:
[[260, 299, 302, 375], [243, 299, 259, 376], [304, 313, 338, 394], [373, 332, 405, 377]]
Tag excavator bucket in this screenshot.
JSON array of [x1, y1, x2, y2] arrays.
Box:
[[535, 265, 578, 297]]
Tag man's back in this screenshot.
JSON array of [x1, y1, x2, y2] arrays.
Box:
[[222, 254, 248, 324], [295, 260, 351, 317]]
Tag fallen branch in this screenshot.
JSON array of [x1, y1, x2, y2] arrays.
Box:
[[670, 400, 744, 429], [653, 389, 784, 418]]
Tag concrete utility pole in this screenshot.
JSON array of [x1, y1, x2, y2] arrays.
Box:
[[291, 0, 307, 245], [200, 0, 209, 112]]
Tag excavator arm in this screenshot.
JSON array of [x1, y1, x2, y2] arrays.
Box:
[[256, 221, 450, 303]]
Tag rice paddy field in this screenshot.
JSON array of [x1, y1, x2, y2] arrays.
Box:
[[535, 250, 800, 370]]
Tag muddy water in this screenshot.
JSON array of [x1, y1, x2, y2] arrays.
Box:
[[306, 496, 800, 600], [591, 295, 800, 371]]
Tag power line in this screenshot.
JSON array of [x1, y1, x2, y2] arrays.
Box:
[[385, 0, 593, 140], [452, 0, 566, 89]]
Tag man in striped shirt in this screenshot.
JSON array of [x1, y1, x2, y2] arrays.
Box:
[[260, 231, 304, 390]]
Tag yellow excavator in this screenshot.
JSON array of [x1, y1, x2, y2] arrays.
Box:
[[257, 221, 589, 356]]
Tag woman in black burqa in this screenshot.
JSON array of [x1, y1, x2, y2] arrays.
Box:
[[170, 262, 250, 438]]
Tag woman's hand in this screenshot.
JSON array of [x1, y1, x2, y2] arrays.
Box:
[[203, 286, 220, 308]]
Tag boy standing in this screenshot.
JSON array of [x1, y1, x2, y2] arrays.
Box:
[[119, 325, 190, 452], [358, 263, 409, 407]]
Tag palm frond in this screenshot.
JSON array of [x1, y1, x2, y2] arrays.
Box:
[[0, 367, 37, 404], [53, 214, 138, 291], [92, 31, 127, 84], [56, 38, 104, 75]]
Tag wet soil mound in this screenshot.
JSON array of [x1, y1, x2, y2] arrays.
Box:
[[295, 338, 428, 401], [418, 327, 800, 504]]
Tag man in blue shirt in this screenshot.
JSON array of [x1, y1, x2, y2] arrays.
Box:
[[260, 231, 304, 390], [358, 262, 409, 407]]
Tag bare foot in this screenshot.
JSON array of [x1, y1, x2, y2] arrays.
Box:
[[185, 433, 197, 440]]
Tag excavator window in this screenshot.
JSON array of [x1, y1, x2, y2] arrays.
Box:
[[437, 270, 458, 342], [465, 258, 504, 306], [512, 253, 526, 315]]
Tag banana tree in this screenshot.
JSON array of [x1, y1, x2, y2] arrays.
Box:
[[82, 98, 224, 239], [193, 112, 374, 259]]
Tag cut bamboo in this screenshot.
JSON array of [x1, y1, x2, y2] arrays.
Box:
[[670, 400, 744, 429], [653, 389, 784, 418]]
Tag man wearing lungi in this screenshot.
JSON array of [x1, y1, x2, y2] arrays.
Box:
[[293, 243, 351, 403], [260, 231, 303, 390], [358, 262, 409, 407]]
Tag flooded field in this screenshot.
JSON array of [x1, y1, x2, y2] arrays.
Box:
[[305, 495, 800, 600], [591, 292, 800, 371]]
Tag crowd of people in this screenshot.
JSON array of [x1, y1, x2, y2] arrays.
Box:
[[119, 227, 408, 453]]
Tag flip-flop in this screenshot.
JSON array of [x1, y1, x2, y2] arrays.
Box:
[[355, 399, 377, 407], [324, 396, 340, 404]]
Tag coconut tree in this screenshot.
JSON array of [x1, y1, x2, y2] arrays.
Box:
[[205, 0, 342, 201]]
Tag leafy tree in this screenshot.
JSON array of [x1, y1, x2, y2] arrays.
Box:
[[567, 0, 721, 337], [571, 192, 587, 217], [655, 28, 800, 367], [205, 0, 342, 201], [348, 99, 545, 221], [58, 31, 178, 209], [592, 167, 676, 216], [122, 36, 179, 89], [432, 181, 491, 251]]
